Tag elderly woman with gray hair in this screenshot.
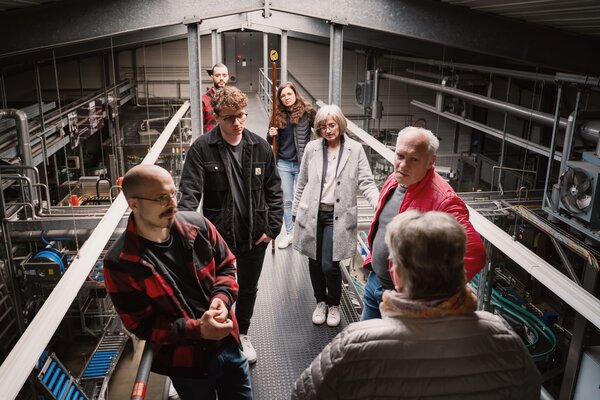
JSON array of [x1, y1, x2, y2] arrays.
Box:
[[292, 210, 541, 400], [292, 104, 379, 327]]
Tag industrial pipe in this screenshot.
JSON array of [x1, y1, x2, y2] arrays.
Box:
[[0, 109, 37, 204], [380, 73, 568, 129], [9, 228, 125, 242]]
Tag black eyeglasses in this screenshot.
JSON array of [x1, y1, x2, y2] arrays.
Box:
[[131, 191, 182, 207], [220, 112, 248, 124]]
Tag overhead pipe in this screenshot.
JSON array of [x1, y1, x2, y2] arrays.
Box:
[[580, 120, 600, 144], [381, 72, 568, 129], [385, 54, 600, 88], [9, 227, 126, 242], [559, 90, 582, 176], [0, 109, 37, 204]]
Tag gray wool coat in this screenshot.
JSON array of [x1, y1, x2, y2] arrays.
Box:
[[292, 136, 379, 261]]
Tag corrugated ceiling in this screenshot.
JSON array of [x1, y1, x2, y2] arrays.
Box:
[[442, 0, 600, 38], [0, 0, 60, 12], [2, 0, 598, 40]]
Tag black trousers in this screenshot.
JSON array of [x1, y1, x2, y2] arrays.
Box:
[[308, 210, 341, 306], [233, 242, 268, 335]]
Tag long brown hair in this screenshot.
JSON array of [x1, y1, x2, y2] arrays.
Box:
[[273, 81, 315, 129]]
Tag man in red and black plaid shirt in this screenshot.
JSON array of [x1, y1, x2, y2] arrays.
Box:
[[202, 63, 229, 133], [103, 165, 252, 399]]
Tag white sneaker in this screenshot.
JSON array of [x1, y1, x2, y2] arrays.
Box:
[[312, 301, 327, 325], [327, 305, 341, 327], [168, 381, 180, 400], [278, 234, 293, 249], [240, 334, 257, 364]]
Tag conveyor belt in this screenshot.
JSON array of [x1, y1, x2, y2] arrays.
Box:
[[248, 242, 356, 399]]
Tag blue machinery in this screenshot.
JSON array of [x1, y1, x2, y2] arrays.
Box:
[[35, 320, 128, 400], [37, 354, 89, 400]]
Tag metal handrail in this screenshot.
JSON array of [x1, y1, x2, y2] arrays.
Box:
[[131, 342, 153, 400]]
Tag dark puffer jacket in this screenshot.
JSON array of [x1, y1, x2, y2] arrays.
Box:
[[179, 127, 283, 250], [267, 112, 313, 163]]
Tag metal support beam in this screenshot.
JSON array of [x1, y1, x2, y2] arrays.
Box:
[[549, 237, 582, 285], [0, 72, 6, 109], [211, 29, 218, 66], [559, 262, 598, 400], [559, 89, 582, 176], [543, 85, 563, 209], [102, 53, 115, 181], [215, 31, 222, 64], [187, 23, 202, 140], [263, 32, 269, 82], [328, 23, 343, 106], [280, 30, 288, 84]]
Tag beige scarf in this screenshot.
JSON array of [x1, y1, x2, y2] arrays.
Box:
[[380, 287, 477, 318]]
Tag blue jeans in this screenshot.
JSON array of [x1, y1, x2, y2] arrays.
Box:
[[170, 343, 252, 400], [361, 272, 385, 320], [277, 159, 299, 234]]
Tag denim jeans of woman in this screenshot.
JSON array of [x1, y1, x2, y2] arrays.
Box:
[[277, 159, 299, 235]]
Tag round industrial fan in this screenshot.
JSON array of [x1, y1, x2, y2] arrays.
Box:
[[559, 167, 593, 214]]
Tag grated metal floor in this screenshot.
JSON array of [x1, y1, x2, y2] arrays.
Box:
[[247, 239, 357, 399]]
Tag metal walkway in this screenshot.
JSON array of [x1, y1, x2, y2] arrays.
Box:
[[245, 93, 355, 399], [248, 242, 350, 399]]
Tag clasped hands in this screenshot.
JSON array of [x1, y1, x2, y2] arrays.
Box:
[[200, 298, 233, 340]]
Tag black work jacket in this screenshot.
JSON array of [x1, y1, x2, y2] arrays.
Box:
[[179, 127, 283, 251]]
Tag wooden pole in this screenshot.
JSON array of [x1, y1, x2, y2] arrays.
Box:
[[270, 59, 277, 252]]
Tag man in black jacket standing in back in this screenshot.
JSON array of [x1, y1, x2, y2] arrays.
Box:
[[179, 86, 283, 365]]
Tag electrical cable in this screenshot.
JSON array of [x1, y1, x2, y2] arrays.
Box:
[[32, 248, 65, 274], [471, 273, 557, 361]]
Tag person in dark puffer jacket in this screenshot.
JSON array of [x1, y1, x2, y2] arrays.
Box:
[[268, 81, 315, 249]]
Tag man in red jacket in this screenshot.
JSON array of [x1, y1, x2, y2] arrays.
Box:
[[103, 165, 251, 399], [361, 126, 486, 320]]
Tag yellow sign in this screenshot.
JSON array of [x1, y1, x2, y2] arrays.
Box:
[[269, 50, 279, 62]]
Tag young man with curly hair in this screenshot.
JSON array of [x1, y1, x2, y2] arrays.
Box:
[[179, 86, 283, 364]]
